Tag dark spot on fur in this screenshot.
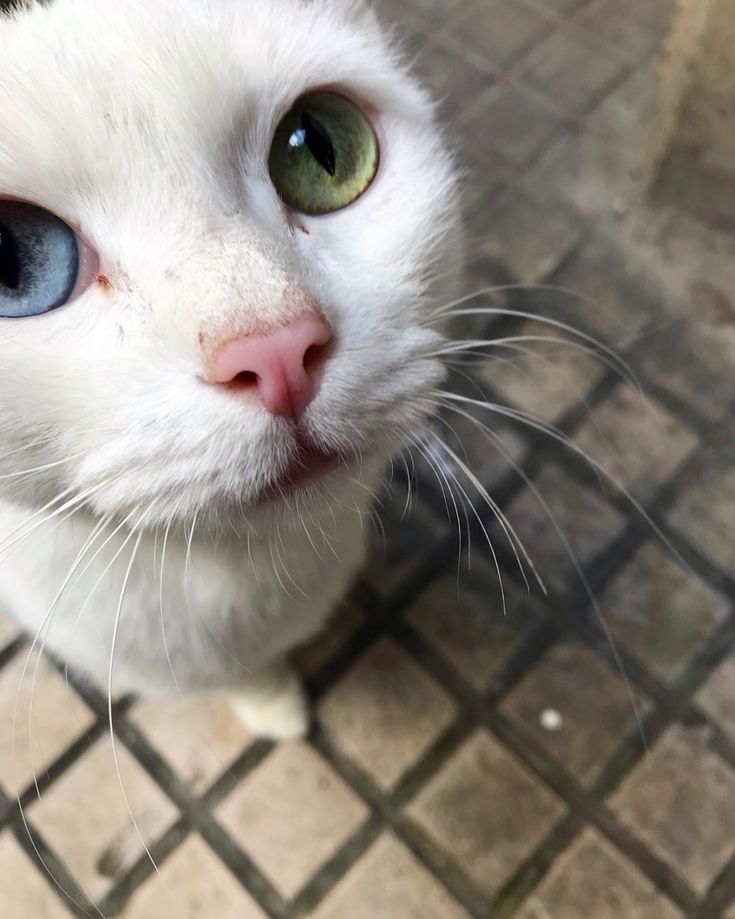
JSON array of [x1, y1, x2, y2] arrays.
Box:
[[96, 273, 112, 290], [298, 224, 310, 235]]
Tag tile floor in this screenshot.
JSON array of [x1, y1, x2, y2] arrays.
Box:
[[1, 0, 734, 917]]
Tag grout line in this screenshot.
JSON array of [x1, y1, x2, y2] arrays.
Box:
[[103, 719, 289, 918], [288, 814, 383, 915], [484, 710, 700, 913], [309, 725, 493, 918], [14, 720, 108, 814], [10, 815, 100, 919], [96, 818, 191, 917], [492, 813, 584, 917], [691, 848, 735, 918]]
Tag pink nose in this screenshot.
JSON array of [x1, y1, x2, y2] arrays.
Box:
[[210, 314, 332, 419]]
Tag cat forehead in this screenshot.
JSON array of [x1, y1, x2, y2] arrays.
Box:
[[0, 0, 418, 205], [1, 0, 397, 113]]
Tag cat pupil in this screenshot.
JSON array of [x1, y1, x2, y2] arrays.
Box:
[[300, 113, 336, 176], [0, 223, 21, 290]]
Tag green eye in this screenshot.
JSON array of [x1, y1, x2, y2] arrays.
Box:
[[268, 91, 379, 216]]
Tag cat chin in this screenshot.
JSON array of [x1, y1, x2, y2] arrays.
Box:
[[82, 447, 389, 536]]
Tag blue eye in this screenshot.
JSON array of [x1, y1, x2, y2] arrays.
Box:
[[0, 201, 80, 318]]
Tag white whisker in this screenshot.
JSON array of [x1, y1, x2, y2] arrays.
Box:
[[19, 513, 112, 762], [107, 528, 161, 877], [435, 389, 691, 575], [424, 418, 540, 595], [407, 432, 467, 580], [0, 451, 87, 481], [415, 431, 510, 615], [429, 301, 639, 392], [434, 333, 633, 384], [0, 477, 117, 563]]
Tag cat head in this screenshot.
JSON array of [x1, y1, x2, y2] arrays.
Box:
[[0, 0, 461, 533]]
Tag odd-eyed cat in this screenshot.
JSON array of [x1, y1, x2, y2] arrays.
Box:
[[0, 0, 460, 737]]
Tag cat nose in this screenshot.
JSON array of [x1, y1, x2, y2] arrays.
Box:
[[209, 313, 332, 420]]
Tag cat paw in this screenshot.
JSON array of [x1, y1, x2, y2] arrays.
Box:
[[230, 667, 309, 741]]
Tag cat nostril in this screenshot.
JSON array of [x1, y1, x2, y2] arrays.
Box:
[[303, 342, 328, 375], [232, 370, 259, 388]]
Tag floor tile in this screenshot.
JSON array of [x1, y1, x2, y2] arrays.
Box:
[[505, 466, 627, 593], [521, 130, 586, 212], [500, 641, 645, 784], [480, 188, 580, 284], [610, 723, 735, 894], [523, 0, 592, 14], [317, 638, 457, 789], [413, 39, 500, 123], [216, 742, 367, 899], [572, 0, 660, 64], [375, 0, 430, 41], [405, 575, 529, 691], [600, 543, 729, 684], [550, 235, 653, 346], [0, 652, 95, 796], [120, 835, 265, 919], [0, 831, 74, 919], [637, 319, 735, 422], [130, 693, 252, 794], [408, 730, 564, 896], [312, 832, 469, 919], [516, 827, 682, 918], [622, 0, 677, 37], [481, 86, 563, 168], [29, 736, 177, 899], [573, 384, 698, 500], [697, 654, 735, 742], [521, 30, 626, 114], [462, 167, 513, 255], [447, 0, 550, 69], [393, 0, 476, 29], [668, 463, 735, 576], [476, 318, 605, 424]]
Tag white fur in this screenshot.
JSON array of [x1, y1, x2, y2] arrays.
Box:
[[0, 0, 461, 737]]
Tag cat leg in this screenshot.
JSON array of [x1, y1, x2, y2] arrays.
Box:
[[229, 659, 309, 741]]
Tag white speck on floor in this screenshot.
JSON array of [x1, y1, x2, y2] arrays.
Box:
[[540, 709, 564, 732]]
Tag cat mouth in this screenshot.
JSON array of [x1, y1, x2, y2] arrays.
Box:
[[254, 431, 389, 507], [280, 444, 342, 489], [264, 441, 345, 499]]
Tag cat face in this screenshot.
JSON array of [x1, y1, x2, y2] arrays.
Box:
[[0, 0, 460, 531]]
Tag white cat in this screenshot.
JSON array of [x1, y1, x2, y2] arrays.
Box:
[[0, 0, 461, 738]]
